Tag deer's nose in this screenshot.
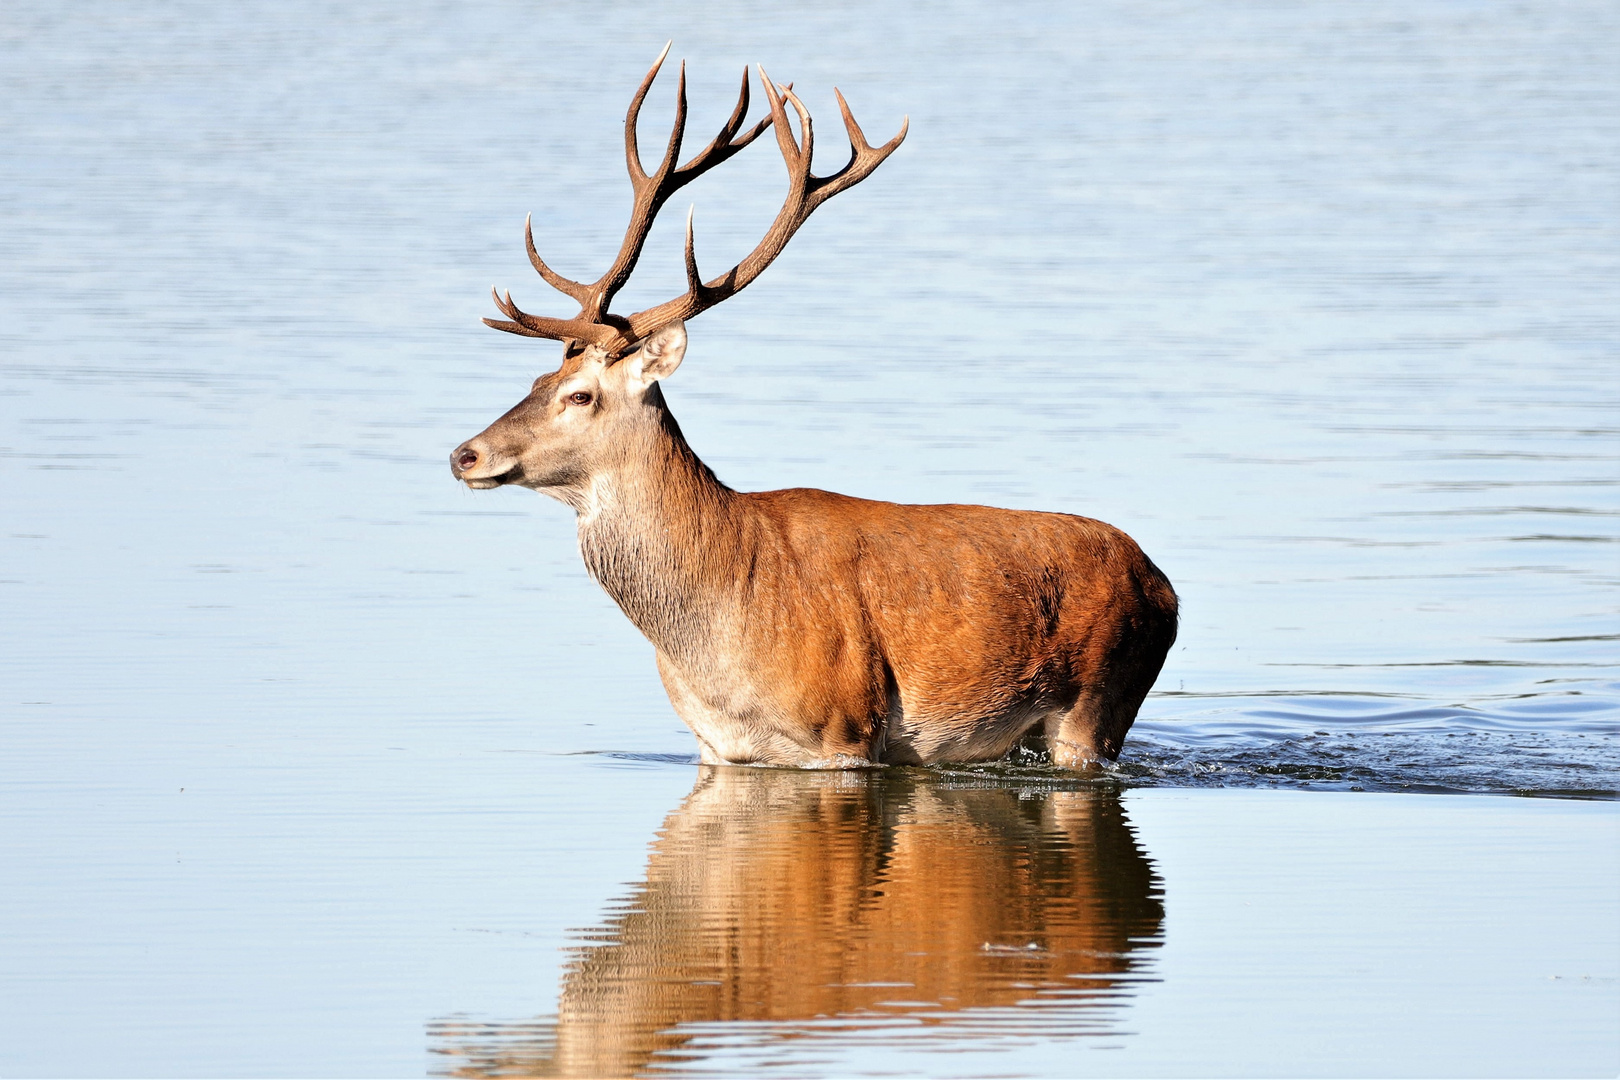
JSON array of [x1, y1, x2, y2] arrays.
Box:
[[451, 444, 481, 476]]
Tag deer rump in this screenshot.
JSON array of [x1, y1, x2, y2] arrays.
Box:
[[451, 48, 1179, 769], [584, 487, 1178, 769]]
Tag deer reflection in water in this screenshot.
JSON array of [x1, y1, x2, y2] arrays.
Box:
[[430, 768, 1164, 1077]]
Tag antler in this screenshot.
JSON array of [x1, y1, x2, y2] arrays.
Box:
[[485, 46, 907, 357], [485, 43, 775, 352]]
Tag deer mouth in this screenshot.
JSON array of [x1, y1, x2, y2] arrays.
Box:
[[462, 463, 521, 490]]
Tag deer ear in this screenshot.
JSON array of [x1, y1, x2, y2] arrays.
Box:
[[625, 320, 687, 389]]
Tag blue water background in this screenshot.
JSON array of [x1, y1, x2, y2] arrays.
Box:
[[2, 1, 1616, 1074]]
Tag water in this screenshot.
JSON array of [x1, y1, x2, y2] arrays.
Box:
[[2, 0, 1617, 1075], [422, 777, 1616, 1078], [425, 777, 1616, 1078]]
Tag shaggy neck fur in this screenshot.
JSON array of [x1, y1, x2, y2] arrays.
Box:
[[573, 388, 740, 659]]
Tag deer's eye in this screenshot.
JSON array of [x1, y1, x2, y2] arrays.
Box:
[[568, 391, 593, 406]]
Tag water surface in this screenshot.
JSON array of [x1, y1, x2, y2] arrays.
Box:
[[426, 773, 1616, 1078], [1, 0, 1617, 1074]]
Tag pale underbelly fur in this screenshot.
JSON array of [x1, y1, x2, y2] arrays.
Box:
[[655, 651, 1051, 768]]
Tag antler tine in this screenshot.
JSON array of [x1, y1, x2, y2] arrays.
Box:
[[680, 204, 728, 308], [682, 206, 701, 296], [715, 66, 753, 146], [760, 67, 813, 185], [523, 214, 591, 304], [631, 50, 690, 191], [484, 287, 622, 347], [678, 200, 751, 312], [656, 60, 690, 185], [624, 41, 673, 185]]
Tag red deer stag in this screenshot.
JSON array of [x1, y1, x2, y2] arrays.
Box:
[[450, 47, 1178, 767]]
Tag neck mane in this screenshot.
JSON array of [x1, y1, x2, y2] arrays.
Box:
[[574, 392, 740, 656]]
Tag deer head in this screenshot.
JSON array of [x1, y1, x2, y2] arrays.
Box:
[[449, 324, 689, 495], [450, 45, 906, 497]]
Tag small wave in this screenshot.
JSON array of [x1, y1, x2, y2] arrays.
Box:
[[570, 694, 1620, 798], [1120, 690, 1620, 797], [582, 750, 704, 770]]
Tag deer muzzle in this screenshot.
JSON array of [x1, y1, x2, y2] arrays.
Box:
[[450, 439, 519, 489]]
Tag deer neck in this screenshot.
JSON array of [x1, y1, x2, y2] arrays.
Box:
[[573, 391, 741, 656]]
